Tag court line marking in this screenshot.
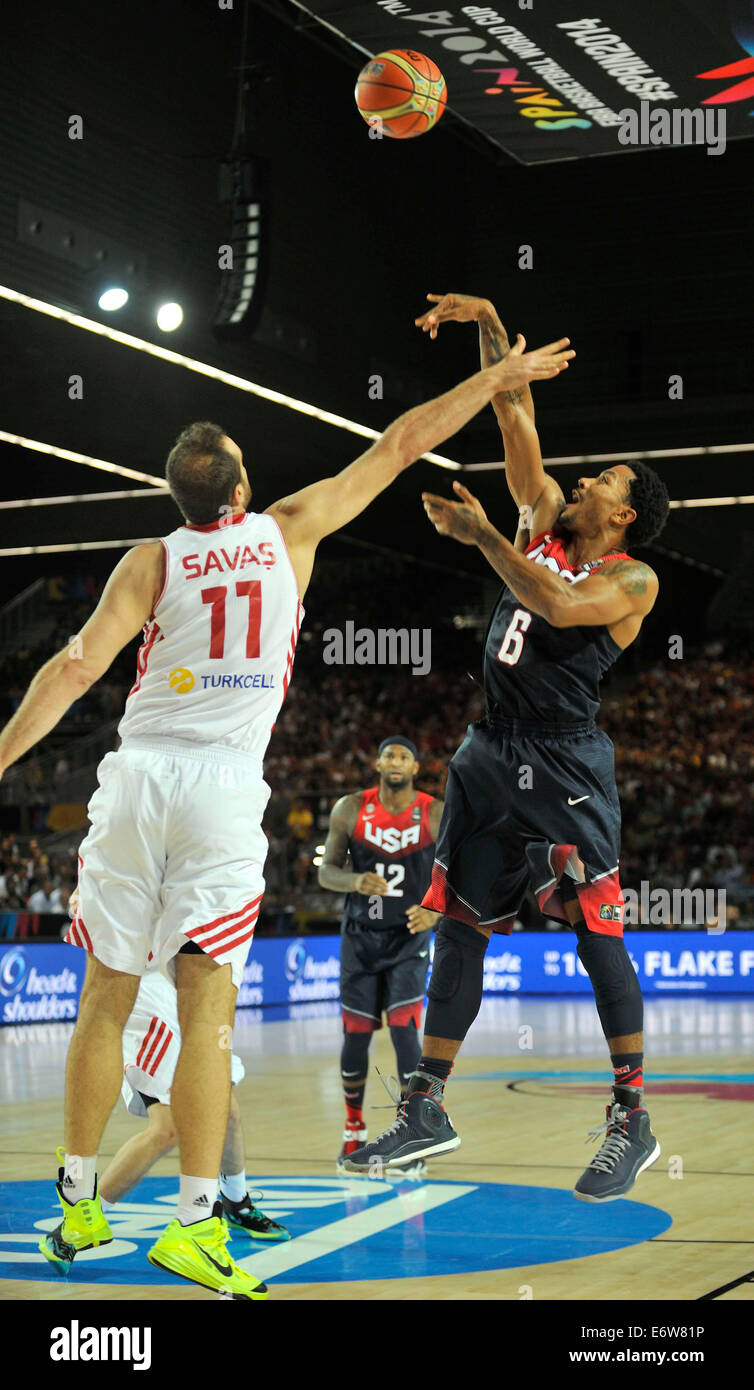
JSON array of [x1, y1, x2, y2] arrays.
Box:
[[698, 1267, 754, 1300], [235, 1182, 477, 1281]]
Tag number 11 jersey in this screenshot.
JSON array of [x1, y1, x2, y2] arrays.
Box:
[[118, 511, 304, 759]]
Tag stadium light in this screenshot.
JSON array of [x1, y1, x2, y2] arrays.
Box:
[[465, 443, 754, 471], [98, 287, 129, 312], [0, 430, 167, 487], [0, 284, 459, 469], [156, 302, 183, 332]]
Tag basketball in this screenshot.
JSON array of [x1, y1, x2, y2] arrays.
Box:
[[354, 49, 447, 139]]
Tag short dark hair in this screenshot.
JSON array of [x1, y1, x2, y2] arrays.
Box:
[[165, 421, 240, 524], [625, 462, 670, 548]]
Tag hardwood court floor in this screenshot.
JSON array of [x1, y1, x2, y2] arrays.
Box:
[[1, 997, 752, 1301]]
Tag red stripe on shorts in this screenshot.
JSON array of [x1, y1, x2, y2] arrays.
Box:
[[194, 904, 261, 953], [207, 923, 257, 960], [141, 1021, 167, 1074], [147, 1027, 174, 1076], [136, 1017, 159, 1069], [185, 894, 263, 941]]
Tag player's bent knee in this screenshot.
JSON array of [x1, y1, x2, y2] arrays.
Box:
[[425, 917, 487, 1042], [575, 926, 640, 1007], [428, 917, 487, 1003]]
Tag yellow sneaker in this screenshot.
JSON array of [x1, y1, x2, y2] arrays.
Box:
[[147, 1204, 269, 1300], [38, 1147, 112, 1275]]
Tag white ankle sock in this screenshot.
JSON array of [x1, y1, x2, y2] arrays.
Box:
[[177, 1175, 218, 1226], [219, 1169, 247, 1204], [100, 1198, 114, 1212], [62, 1153, 97, 1203]]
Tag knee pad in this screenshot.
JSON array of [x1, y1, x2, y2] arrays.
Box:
[[340, 1029, 371, 1078], [425, 917, 487, 1042], [428, 917, 487, 1003], [575, 925, 643, 1036]]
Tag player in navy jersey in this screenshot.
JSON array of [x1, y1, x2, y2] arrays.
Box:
[[346, 294, 671, 1201], [318, 736, 444, 1167]]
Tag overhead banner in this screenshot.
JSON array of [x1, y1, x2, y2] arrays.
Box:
[[294, 0, 754, 162]]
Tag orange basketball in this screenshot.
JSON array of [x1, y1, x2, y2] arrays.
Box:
[[354, 49, 447, 139]]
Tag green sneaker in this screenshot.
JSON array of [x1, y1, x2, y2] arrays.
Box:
[[221, 1192, 290, 1241]]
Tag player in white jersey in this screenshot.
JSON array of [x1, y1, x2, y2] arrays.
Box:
[[0, 332, 574, 1298]]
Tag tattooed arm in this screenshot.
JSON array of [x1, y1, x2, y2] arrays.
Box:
[[421, 491, 658, 628], [477, 303, 534, 424], [414, 293, 571, 530]]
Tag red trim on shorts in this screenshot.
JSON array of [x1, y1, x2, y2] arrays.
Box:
[[148, 1025, 174, 1076], [342, 1007, 380, 1034], [193, 904, 261, 954], [141, 1021, 168, 1074], [480, 910, 518, 936], [207, 922, 257, 960], [186, 894, 263, 939], [534, 845, 625, 937], [66, 915, 93, 953], [137, 1017, 159, 1069], [421, 862, 479, 928], [386, 1000, 422, 1029]]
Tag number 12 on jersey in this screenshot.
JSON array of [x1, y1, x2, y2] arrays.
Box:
[[202, 582, 261, 659], [374, 862, 405, 897]]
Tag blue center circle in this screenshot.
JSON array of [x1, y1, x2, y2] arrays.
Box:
[[0, 1175, 671, 1287]]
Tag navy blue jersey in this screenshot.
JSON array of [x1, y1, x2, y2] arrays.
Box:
[[483, 531, 629, 726], [343, 787, 436, 930]]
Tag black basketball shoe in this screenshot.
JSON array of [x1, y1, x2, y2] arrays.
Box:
[[342, 1074, 460, 1174], [574, 1096, 661, 1202]]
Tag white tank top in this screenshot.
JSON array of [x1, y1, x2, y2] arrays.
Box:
[[117, 510, 304, 758]]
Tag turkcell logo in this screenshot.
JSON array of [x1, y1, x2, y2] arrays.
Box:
[[284, 941, 339, 1001], [0, 946, 79, 1023]]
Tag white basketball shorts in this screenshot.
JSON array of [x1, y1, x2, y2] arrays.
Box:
[[120, 969, 245, 1118], [66, 738, 270, 989]]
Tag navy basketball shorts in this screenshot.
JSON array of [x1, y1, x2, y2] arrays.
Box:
[[340, 920, 430, 1033], [422, 716, 625, 937]]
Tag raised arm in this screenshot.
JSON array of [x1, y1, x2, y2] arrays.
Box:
[[317, 795, 388, 896], [0, 543, 163, 777], [421, 492, 658, 630], [267, 334, 573, 596], [416, 293, 569, 537]]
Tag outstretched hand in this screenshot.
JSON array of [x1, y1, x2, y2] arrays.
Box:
[[422, 483, 488, 544], [415, 292, 492, 339], [494, 334, 574, 388]]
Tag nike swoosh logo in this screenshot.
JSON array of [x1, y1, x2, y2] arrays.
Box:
[[419, 951, 429, 958], [568, 795, 590, 805], [192, 1241, 233, 1278]]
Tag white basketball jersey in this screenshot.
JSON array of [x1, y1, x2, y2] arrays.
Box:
[[117, 511, 304, 758]]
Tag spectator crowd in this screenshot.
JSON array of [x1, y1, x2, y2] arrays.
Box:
[[0, 567, 752, 927]]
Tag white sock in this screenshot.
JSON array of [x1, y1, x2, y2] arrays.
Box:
[[219, 1169, 247, 1204], [100, 1198, 114, 1212], [62, 1153, 97, 1203], [177, 1174, 218, 1226]]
